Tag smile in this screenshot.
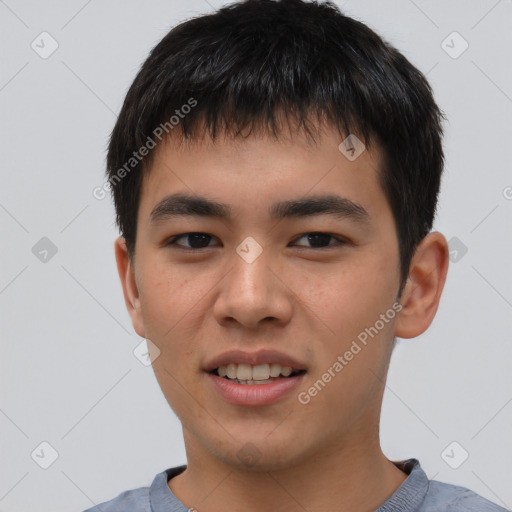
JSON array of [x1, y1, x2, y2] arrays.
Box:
[[213, 362, 306, 382], [207, 369, 306, 406]]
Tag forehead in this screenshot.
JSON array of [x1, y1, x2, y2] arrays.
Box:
[[138, 124, 387, 225]]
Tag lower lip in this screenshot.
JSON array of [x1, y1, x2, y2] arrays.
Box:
[[206, 372, 306, 406]]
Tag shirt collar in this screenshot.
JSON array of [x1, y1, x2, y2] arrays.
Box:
[[150, 464, 188, 512], [149, 458, 428, 512], [376, 458, 429, 512]]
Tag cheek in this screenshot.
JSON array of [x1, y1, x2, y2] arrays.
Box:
[[136, 259, 220, 373], [138, 250, 199, 312], [294, 252, 398, 396], [293, 254, 395, 339], [138, 266, 200, 411], [137, 264, 192, 349]]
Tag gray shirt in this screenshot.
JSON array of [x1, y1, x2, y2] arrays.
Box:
[[82, 458, 507, 511]]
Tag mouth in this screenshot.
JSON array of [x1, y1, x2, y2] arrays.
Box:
[[208, 363, 307, 385], [204, 349, 308, 405], [205, 356, 308, 406]]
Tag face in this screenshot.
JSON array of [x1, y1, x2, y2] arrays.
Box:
[[118, 125, 405, 471]]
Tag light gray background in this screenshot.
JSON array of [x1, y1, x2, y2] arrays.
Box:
[[1, 1, 511, 511]]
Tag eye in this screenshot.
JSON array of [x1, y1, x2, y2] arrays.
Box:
[[166, 232, 218, 249], [165, 232, 348, 250], [293, 232, 347, 249]]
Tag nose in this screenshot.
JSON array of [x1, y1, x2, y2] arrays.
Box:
[[213, 246, 293, 330]]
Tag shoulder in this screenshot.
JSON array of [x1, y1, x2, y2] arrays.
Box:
[[81, 486, 151, 512], [80, 465, 187, 512], [384, 459, 507, 512], [422, 479, 508, 511]]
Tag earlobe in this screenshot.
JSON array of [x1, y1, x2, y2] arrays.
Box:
[[114, 237, 146, 338], [394, 232, 449, 339]]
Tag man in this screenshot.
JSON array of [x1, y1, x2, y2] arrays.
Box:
[[85, 0, 506, 510]]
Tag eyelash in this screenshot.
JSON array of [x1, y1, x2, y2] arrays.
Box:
[[165, 232, 349, 250]]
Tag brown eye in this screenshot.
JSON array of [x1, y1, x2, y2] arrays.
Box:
[[293, 232, 346, 248], [167, 233, 216, 249]]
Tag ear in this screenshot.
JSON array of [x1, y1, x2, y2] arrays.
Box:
[[114, 237, 146, 338], [394, 231, 449, 339]]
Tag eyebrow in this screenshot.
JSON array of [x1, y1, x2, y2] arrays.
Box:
[[149, 192, 370, 225]]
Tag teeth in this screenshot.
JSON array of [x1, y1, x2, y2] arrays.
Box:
[[226, 364, 237, 379], [269, 363, 281, 378], [237, 363, 253, 380], [216, 363, 298, 380], [251, 364, 270, 380], [282, 367, 293, 377]]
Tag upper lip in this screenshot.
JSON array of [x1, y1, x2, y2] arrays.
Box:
[[204, 349, 307, 373]]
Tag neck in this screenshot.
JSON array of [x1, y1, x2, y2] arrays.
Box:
[[169, 430, 408, 512]]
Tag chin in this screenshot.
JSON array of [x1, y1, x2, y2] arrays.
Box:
[[212, 438, 310, 473]]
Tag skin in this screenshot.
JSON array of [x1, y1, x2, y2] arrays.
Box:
[[115, 122, 449, 512]]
